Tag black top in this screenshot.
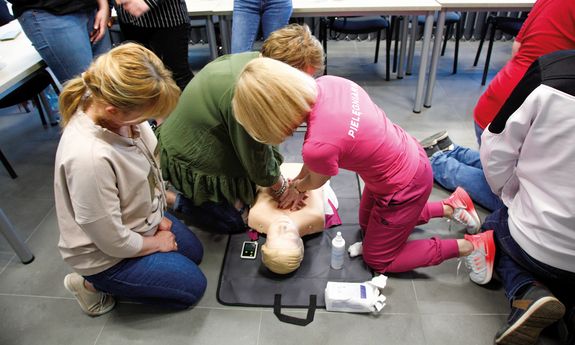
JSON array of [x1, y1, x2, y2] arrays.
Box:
[[114, 0, 189, 29], [8, 0, 96, 18]]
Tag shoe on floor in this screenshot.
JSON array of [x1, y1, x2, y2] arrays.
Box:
[[464, 230, 495, 285], [420, 130, 454, 152], [444, 187, 481, 234], [495, 284, 566, 345], [64, 272, 115, 316]]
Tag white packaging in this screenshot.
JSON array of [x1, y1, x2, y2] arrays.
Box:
[[330, 231, 345, 269], [325, 275, 388, 313]]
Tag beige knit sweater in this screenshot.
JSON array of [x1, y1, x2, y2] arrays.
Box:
[[54, 111, 166, 276]]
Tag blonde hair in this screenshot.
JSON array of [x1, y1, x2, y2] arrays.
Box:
[[261, 240, 304, 275], [232, 58, 318, 145], [58, 42, 181, 127], [261, 23, 324, 75]]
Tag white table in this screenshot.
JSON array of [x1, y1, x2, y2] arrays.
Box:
[[424, 0, 535, 108], [212, 0, 442, 113], [0, 20, 45, 97], [0, 20, 38, 264]]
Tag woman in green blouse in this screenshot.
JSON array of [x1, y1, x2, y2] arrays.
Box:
[[156, 24, 324, 233]]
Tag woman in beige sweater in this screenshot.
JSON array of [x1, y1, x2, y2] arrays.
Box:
[[54, 43, 206, 316]]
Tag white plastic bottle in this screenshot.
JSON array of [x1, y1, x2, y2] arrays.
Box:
[[331, 231, 346, 270]]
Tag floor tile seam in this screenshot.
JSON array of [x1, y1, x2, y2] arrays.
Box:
[[255, 309, 263, 345], [417, 312, 508, 316], [0, 292, 72, 300], [92, 314, 111, 345], [0, 255, 14, 276], [23, 204, 56, 244]]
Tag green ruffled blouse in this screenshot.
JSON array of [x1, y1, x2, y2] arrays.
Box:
[[157, 52, 283, 206]]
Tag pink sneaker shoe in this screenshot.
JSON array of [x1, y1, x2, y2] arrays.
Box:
[[444, 187, 481, 234], [464, 230, 496, 285]]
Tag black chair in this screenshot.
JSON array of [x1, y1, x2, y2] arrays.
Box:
[[0, 69, 60, 178], [320, 16, 391, 81], [417, 12, 463, 74], [473, 14, 526, 85]]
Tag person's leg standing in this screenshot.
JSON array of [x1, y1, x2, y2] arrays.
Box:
[[261, 0, 293, 39], [147, 25, 193, 91], [18, 9, 111, 83], [232, 0, 262, 53], [431, 144, 503, 211], [84, 214, 207, 309]]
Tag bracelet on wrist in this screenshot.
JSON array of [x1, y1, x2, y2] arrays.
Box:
[[272, 176, 287, 197]]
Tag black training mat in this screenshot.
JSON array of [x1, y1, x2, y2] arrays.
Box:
[[216, 224, 373, 308]]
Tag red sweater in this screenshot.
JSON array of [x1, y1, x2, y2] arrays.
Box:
[[473, 0, 575, 129]]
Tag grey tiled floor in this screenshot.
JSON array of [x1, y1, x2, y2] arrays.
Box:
[[0, 38, 563, 345]]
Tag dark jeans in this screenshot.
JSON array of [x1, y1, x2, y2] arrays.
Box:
[[483, 207, 575, 309], [119, 22, 193, 90], [84, 212, 207, 309], [174, 194, 248, 234]]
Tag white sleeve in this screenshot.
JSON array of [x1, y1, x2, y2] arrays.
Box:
[[480, 91, 540, 200]]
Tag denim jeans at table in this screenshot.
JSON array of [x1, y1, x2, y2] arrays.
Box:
[[18, 8, 111, 83], [173, 193, 248, 234], [84, 212, 207, 309], [231, 0, 293, 53], [483, 207, 575, 309]]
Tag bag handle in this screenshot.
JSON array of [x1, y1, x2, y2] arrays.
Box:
[[273, 294, 316, 326]]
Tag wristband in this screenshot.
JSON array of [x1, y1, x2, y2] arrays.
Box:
[[272, 176, 287, 197]]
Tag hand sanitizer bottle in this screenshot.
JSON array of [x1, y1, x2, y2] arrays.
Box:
[[331, 231, 345, 270]]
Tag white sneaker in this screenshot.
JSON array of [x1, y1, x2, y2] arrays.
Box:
[[464, 230, 496, 285], [64, 273, 115, 316]]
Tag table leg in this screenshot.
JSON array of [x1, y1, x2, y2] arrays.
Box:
[[424, 10, 446, 108], [397, 16, 410, 79], [206, 15, 218, 60], [406, 15, 418, 75], [413, 11, 434, 113], [0, 209, 34, 264]]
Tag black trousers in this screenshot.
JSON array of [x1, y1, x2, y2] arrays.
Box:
[[119, 22, 193, 90]]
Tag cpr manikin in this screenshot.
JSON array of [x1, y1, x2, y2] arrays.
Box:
[[249, 163, 340, 274]]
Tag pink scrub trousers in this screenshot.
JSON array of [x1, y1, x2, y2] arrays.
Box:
[[360, 148, 459, 273]]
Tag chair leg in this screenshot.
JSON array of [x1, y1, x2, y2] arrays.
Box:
[[374, 30, 381, 63], [385, 25, 391, 81], [474, 17, 490, 67], [32, 95, 48, 127], [482, 23, 496, 85], [0, 149, 17, 179], [441, 23, 452, 56], [453, 19, 461, 74], [320, 18, 328, 75], [392, 16, 401, 73]]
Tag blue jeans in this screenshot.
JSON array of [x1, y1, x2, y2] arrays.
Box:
[[174, 193, 248, 234], [231, 0, 293, 53], [430, 123, 503, 211], [18, 9, 111, 83], [483, 207, 575, 309], [84, 213, 207, 309]]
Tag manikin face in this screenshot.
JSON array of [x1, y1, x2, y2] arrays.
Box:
[[266, 215, 302, 250]]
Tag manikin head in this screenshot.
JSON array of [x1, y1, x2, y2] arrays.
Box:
[[261, 215, 304, 274]]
